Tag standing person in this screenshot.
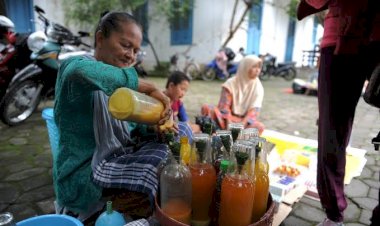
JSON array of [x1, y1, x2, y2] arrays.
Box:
[[297, 0, 380, 225], [164, 71, 200, 136], [201, 55, 265, 134], [54, 11, 174, 222]]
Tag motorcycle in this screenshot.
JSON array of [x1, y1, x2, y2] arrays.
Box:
[[134, 50, 147, 78], [202, 47, 238, 81], [0, 5, 91, 126], [292, 71, 318, 96], [259, 53, 297, 81], [0, 16, 34, 102]]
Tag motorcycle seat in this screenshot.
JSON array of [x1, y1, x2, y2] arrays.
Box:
[[278, 62, 295, 67]]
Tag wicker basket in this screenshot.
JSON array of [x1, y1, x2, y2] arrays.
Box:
[[249, 194, 276, 226], [155, 193, 275, 226], [154, 196, 189, 226]]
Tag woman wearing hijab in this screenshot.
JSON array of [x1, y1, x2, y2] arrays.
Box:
[[201, 55, 265, 134]]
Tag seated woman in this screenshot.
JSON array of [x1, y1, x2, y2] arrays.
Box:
[[201, 55, 265, 135], [164, 71, 200, 138], [54, 11, 175, 222]]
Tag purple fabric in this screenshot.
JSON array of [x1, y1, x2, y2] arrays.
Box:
[[317, 46, 367, 222]]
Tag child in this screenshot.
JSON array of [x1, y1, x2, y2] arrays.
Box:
[[164, 71, 200, 134]]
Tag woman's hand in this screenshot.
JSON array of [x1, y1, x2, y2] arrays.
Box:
[[148, 89, 178, 134]]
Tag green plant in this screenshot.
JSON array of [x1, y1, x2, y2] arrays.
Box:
[[286, 0, 300, 20]]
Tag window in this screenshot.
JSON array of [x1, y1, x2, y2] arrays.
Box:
[[133, 1, 149, 46], [170, 0, 193, 45]]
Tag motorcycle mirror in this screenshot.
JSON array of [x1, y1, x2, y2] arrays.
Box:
[[78, 31, 90, 37], [34, 5, 45, 14]]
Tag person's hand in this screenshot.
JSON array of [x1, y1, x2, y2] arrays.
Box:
[[158, 111, 178, 134]]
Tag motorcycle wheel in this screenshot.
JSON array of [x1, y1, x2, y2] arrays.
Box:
[[202, 67, 216, 81], [0, 79, 42, 126], [283, 68, 297, 81], [259, 71, 270, 81], [184, 63, 200, 80]]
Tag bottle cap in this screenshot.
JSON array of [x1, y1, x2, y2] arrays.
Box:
[[220, 160, 229, 171]]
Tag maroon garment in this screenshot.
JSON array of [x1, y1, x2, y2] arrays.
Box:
[[298, 0, 380, 223], [317, 47, 367, 222]]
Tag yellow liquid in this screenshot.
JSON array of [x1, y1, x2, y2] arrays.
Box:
[[109, 87, 164, 124], [251, 169, 269, 222]]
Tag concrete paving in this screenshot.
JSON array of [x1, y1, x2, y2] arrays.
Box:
[[0, 69, 379, 225]]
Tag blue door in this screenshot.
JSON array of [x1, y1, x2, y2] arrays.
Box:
[[5, 0, 35, 33], [247, 0, 263, 55], [285, 19, 296, 62]]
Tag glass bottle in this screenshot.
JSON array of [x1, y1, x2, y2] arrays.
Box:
[[160, 139, 192, 225], [190, 133, 216, 226], [219, 140, 255, 226], [227, 122, 244, 143], [157, 132, 177, 180], [241, 128, 259, 140], [211, 160, 230, 226], [251, 138, 270, 223], [108, 87, 173, 128], [180, 136, 192, 165], [214, 130, 232, 174]]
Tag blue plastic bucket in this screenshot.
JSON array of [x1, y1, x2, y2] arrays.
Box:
[[16, 214, 83, 226], [42, 108, 59, 161]]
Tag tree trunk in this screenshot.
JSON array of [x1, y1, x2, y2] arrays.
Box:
[[222, 6, 251, 47], [146, 38, 161, 67]]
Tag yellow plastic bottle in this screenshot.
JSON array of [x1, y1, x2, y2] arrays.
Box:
[[108, 87, 173, 129]]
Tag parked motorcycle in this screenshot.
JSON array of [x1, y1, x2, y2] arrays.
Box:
[[259, 53, 297, 81], [134, 50, 147, 78], [0, 16, 34, 102], [202, 47, 238, 81], [0, 5, 91, 126], [292, 71, 318, 96]]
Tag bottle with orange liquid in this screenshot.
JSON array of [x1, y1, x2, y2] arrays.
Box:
[[190, 133, 216, 226], [211, 159, 229, 226], [251, 137, 270, 223], [160, 136, 192, 225], [219, 140, 255, 226]]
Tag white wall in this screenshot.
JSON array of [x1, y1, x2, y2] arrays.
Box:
[[145, 0, 320, 69], [33, 0, 65, 32], [33, 0, 93, 46], [293, 16, 317, 67], [35, 0, 322, 69], [260, 0, 290, 62], [145, 0, 246, 70]]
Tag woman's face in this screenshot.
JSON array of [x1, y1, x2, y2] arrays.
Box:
[[167, 80, 189, 101], [95, 22, 142, 68], [247, 63, 262, 80]]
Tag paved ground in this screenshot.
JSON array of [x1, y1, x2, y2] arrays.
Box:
[[0, 69, 379, 225]]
